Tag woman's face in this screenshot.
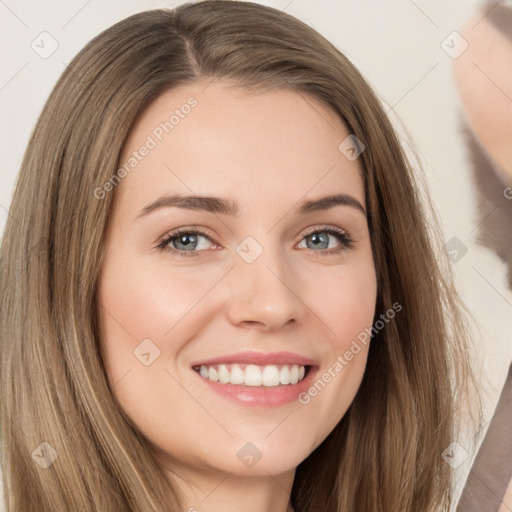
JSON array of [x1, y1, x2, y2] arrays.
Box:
[[97, 80, 377, 482]]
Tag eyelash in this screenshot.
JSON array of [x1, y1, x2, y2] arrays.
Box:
[[156, 226, 355, 258]]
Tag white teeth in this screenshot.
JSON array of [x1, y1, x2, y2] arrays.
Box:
[[245, 365, 262, 386], [279, 365, 291, 385], [218, 364, 230, 384], [229, 364, 244, 385], [262, 365, 280, 387], [290, 365, 299, 385], [196, 363, 308, 387]]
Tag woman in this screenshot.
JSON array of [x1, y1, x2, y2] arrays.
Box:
[[0, 1, 479, 510]]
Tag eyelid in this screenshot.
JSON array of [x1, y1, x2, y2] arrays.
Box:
[[299, 224, 349, 238]]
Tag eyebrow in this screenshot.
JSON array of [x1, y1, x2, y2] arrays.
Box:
[[134, 192, 366, 221]]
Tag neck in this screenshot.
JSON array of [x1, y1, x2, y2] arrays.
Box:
[[164, 465, 295, 512]]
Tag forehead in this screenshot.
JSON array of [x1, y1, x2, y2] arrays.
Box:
[[115, 80, 365, 214]]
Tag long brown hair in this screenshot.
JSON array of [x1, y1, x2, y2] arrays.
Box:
[[0, 2, 480, 510]]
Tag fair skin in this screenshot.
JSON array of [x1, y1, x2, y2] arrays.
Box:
[[97, 80, 377, 512]]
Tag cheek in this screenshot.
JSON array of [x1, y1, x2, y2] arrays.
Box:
[[96, 259, 215, 443], [309, 258, 377, 346], [98, 258, 223, 347], [296, 259, 376, 438], [96, 255, 234, 406]]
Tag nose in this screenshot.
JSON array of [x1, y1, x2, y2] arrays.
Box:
[[224, 247, 306, 331]]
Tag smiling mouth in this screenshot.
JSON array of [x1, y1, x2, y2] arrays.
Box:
[[192, 363, 311, 387]]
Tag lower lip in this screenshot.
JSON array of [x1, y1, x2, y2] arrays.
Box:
[[193, 366, 318, 407]]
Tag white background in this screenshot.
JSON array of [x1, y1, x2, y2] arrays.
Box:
[[1, 0, 511, 508]]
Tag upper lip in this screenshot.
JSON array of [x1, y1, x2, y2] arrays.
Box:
[[191, 351, 319, 367]]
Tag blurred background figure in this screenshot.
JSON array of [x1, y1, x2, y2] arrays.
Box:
[[453, 2, 512, 511]]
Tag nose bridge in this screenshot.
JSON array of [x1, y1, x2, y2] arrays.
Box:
[[225, 236, 304, 329]]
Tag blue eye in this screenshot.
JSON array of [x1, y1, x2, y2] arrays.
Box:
[[297, 228, 354, 254], [157, 226, 354, 258], [168, 232, 210, 251], [157, 229, 215, 257]]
